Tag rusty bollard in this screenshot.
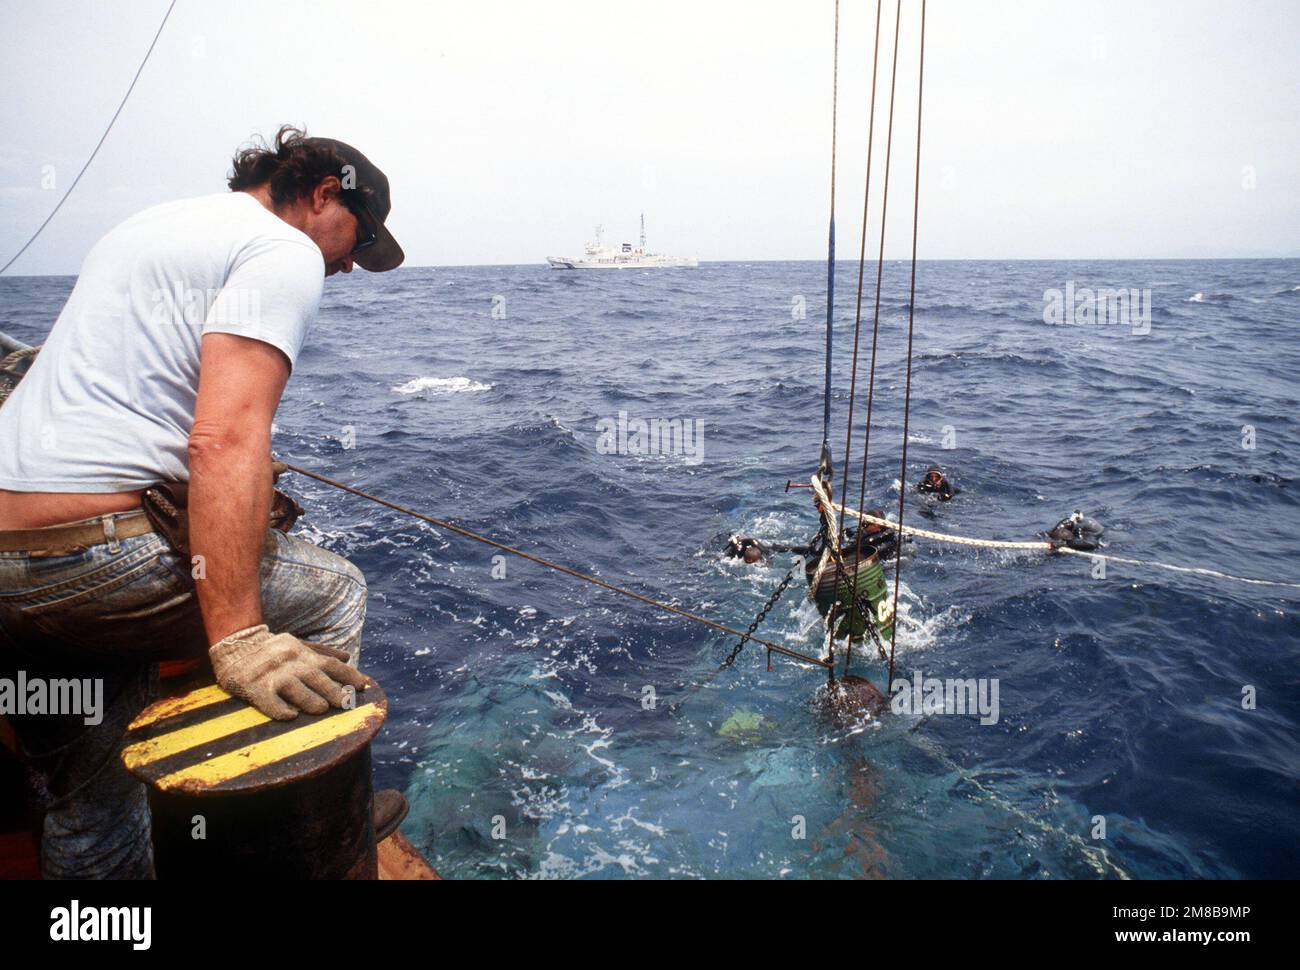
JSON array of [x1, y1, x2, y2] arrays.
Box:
[[122, 681, 387, 880]]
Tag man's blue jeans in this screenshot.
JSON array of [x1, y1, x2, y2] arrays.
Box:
[[0, 512, 366, 879]]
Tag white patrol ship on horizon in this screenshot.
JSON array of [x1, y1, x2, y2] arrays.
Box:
[[546, 214, 698, 269]]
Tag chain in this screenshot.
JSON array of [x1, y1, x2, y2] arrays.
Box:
[[853, 592, 889, 662], [721, 565, 799, 668], [722, 524, 830, 669]]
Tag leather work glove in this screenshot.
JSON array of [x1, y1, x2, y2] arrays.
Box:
[[209, 624, 370, 721]]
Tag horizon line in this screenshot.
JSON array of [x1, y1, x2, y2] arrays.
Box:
[[3, 254, 1298, 279]]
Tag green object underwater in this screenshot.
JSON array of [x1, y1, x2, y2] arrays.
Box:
[[718, 709, 775, 743]]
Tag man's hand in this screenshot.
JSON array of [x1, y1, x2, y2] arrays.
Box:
[[210, 624, 370, 720]]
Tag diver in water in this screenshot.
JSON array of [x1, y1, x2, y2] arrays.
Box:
[[1045, 511, 1105, 551], [727, 513, 904, 565], [855, 508, 902, 560], [724, 535, 767, 564], [724, 534, 823, 563], [916, 464, 959, 501]]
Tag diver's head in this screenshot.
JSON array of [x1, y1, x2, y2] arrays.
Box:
[[1048, 518, 1077, 542], [742, 544, 763, 564], [924, 464, 945, 485], [864, 508, 887, 532]]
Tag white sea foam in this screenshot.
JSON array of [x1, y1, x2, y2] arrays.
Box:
[[392, 376, 492, 396], [543, 690, 575, 712], [610, 809, 667, 837], [891, 601, 970, 655], [1187, 292, 1205, 303]]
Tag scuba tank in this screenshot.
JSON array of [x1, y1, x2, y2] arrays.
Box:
[[1046, 511, 1105, 551]]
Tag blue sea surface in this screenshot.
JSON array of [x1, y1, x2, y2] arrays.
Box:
[[3, 258, 1298, 879]]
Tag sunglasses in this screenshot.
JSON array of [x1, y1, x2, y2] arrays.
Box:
[[340, 190, 378, 256]]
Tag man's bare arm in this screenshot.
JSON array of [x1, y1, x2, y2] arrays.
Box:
[[188, 332, 289, 644]]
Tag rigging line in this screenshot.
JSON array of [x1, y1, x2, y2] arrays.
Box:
[[0, 0, 178, 276], [819, 0, 841, 470], [899, 730, 1129, 878], [819, 0, 843, 674], [836, 0, 886, 639], [280, 461, 832, 670], [837, 0, 900, 682], [852, 0, 903, 550], [888, 0, 926, 693]]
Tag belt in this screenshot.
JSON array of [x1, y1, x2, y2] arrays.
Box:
[[0, 509, 157, 554]]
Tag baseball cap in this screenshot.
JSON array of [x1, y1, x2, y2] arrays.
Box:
[[306, 136, 404, 272]]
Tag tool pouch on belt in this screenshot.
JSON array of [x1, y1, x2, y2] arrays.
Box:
[[141, 482, 305, 560]]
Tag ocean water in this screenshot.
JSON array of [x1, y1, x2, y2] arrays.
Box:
[[2, 258, 1297, 879]]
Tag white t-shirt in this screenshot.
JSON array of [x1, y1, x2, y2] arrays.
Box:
[[0, 192, 324, 492]]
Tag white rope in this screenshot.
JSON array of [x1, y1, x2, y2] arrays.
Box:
[[807, 475, 843, 599], [1054, 546, 1300, 589], [807, 546, 834, 601], [830, 495, 1051, 550], [825, 491, 1300, 591]]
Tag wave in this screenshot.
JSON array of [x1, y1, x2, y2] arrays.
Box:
[[392, 376, 493, 396]]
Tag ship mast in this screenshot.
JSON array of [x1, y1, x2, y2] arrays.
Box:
[[640, 212, 646, 250]]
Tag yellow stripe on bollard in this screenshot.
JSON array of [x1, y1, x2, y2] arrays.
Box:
[[152, 703, 383, 792], [122, 705, 271, 771]]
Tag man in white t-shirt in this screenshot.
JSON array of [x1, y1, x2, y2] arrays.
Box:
[[0, 126, 405, 878]]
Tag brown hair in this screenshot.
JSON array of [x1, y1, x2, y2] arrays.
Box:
[[227, 125, 348, 206]]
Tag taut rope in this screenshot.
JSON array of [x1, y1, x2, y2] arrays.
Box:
[[819, 0, 842, 471], [888, 0, 927, 691], [282, 461, 832, 669], [833, 0, 886, 678], [829, 495, 1300, 589], [0, 0, 178, 275]]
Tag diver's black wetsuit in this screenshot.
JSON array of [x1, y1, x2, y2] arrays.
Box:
[[855, 528, 901, 561], [724, 537, 820, 560], [727, 525, 903, 563], [1045, 514, 1105, 552], [916, 466, 959, 501], [724, 536, 818, 560]]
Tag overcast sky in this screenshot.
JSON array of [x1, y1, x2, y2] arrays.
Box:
[[1, 0, 1296, 274]]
